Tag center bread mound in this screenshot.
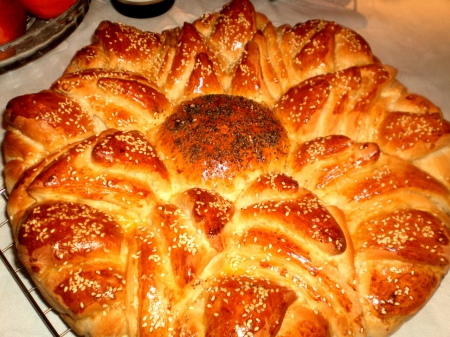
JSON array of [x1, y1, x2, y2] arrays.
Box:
[[3, 0, 450, 336], [158, 94, 289, 192]]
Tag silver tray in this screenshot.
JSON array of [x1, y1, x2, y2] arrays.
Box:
[[0, 0, 90, 75]]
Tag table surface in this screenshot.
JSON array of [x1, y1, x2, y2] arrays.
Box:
[[1, 0, 449, 336]]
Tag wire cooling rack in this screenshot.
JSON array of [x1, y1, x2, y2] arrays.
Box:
[[0, 188, 75, 337]]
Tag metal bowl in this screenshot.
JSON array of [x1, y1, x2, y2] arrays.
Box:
[[0, 0, 90, 75]]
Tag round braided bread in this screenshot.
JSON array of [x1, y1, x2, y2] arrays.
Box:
[[3, 1, 450, 336]]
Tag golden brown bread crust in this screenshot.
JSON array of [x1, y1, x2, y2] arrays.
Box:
[[2, 0, 450, 336]]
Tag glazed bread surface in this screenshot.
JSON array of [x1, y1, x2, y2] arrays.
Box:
[[3, 1, 450, 336]]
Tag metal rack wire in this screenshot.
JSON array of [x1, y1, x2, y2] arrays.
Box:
[[0, 188, 74, 337]]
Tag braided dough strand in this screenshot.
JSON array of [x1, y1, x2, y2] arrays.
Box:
[[3, 1, 450, 336]]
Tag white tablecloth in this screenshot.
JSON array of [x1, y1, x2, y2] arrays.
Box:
[[1, 0, 449, 336]]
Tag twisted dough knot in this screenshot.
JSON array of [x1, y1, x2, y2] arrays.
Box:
[[3, 0, 450, 336]]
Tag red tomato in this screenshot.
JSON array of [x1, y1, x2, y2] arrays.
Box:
[[0, 0, 27, 45], [19, 0, 78, 19]]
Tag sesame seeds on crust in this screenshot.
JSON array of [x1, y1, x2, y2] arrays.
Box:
[[4, 0, 450, 336]]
